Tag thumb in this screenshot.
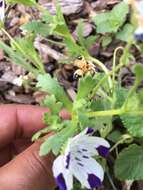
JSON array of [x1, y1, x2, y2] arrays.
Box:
[[0, 141, 56, 190]]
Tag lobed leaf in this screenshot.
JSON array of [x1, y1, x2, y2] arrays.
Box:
[[37, 74, 72, 111]]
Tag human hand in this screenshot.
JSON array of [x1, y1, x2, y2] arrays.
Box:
[[0, 104, 70, 190]]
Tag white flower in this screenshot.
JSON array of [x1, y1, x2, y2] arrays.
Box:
[[52, 128, 110, 190], [0, 0, 4, 21]]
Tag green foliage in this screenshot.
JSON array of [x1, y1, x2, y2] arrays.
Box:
[[115, 144, 143, 180], [121, 114, 143, 137], [107, 130, 122, 143], [115, 86, 143, 137], [6, 0, 36, 6], [116, 24, 134, 42], [40, 126, 76, 155], [41, 95, 63, 115], [101, 36, 112, 47], [0, 40, 39, 75], [76, 75, 97, 100], [0, 35, 45, 75], [133, 64, 143, 84], [37, 74, 72, 111], [22, 21, 50, 37], [93, 2, 129, 34]]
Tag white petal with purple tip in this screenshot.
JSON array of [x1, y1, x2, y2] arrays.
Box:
[[71, 157, 104, 189], [53, 155, 73, 190]]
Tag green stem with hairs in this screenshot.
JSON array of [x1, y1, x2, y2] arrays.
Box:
[[87, 108, 143, 118]]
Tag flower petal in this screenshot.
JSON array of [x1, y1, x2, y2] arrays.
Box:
[[71, 157, 104, 189], [134, 27, 143, 41], [69, 135, 110, 158], [53, 155, 73, 190]]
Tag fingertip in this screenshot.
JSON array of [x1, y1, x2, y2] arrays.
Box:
[[59, 108, 71, 120]]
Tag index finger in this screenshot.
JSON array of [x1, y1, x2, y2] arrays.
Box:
[[0, 104, 49, 148]]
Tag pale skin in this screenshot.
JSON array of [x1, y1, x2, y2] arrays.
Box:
[[0, 104, 70, 190]]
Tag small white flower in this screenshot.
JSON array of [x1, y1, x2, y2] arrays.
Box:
[[52, 128, 110, 190], [0, 0, 4, 21]]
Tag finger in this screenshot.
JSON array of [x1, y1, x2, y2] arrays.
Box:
[[59, 108, 71, 120], [0, 140, 56, 190], [0, 104, 49, 148], [0, 104, 70, 148]]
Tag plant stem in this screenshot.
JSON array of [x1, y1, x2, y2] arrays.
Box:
[[112, 47, 124, 92], [106, 170, 118, 190], [90, 56, 113, 89], [90, 61, 124, 99], [87, 108, 143, 118]]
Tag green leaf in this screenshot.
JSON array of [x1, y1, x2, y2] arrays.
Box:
[[14, 36, 43, 65], [0, 41, 38, 75], [133, 64, 143, 84], [93, 2, 129, 34], [39, 135, 54, 156], [84, 35, 97, 49], [101, 36, 112, 47], [107, 130, 122, 143], [22, 21, 50, 37], [121, 114, 143, 137], [41, 95, 63, 115], [114, 86, 128, 108], [32, 127, 52, 142], [76, 75, 97, 100], [40, 126, 75, 156], [37, 74, 72, 111], [115, 144, 143, 180], [6, 0, 36, 6], [114, 86, 143, 137], [116, 24, 134, 42]]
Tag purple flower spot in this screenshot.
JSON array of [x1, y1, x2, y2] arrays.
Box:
[[82, 155, 89, 159], [86, 128, 94, 135], [65, 153, 70, 169], [135, 33, 143, 41], [96, 145, 109, 158], [75, 157, 81, 161], [0, 1, 3, 7], [82, 148, 88, 152], [77, 162, 84, 167], [88, 174, 102, 188], [56, 173, 67, 190]]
